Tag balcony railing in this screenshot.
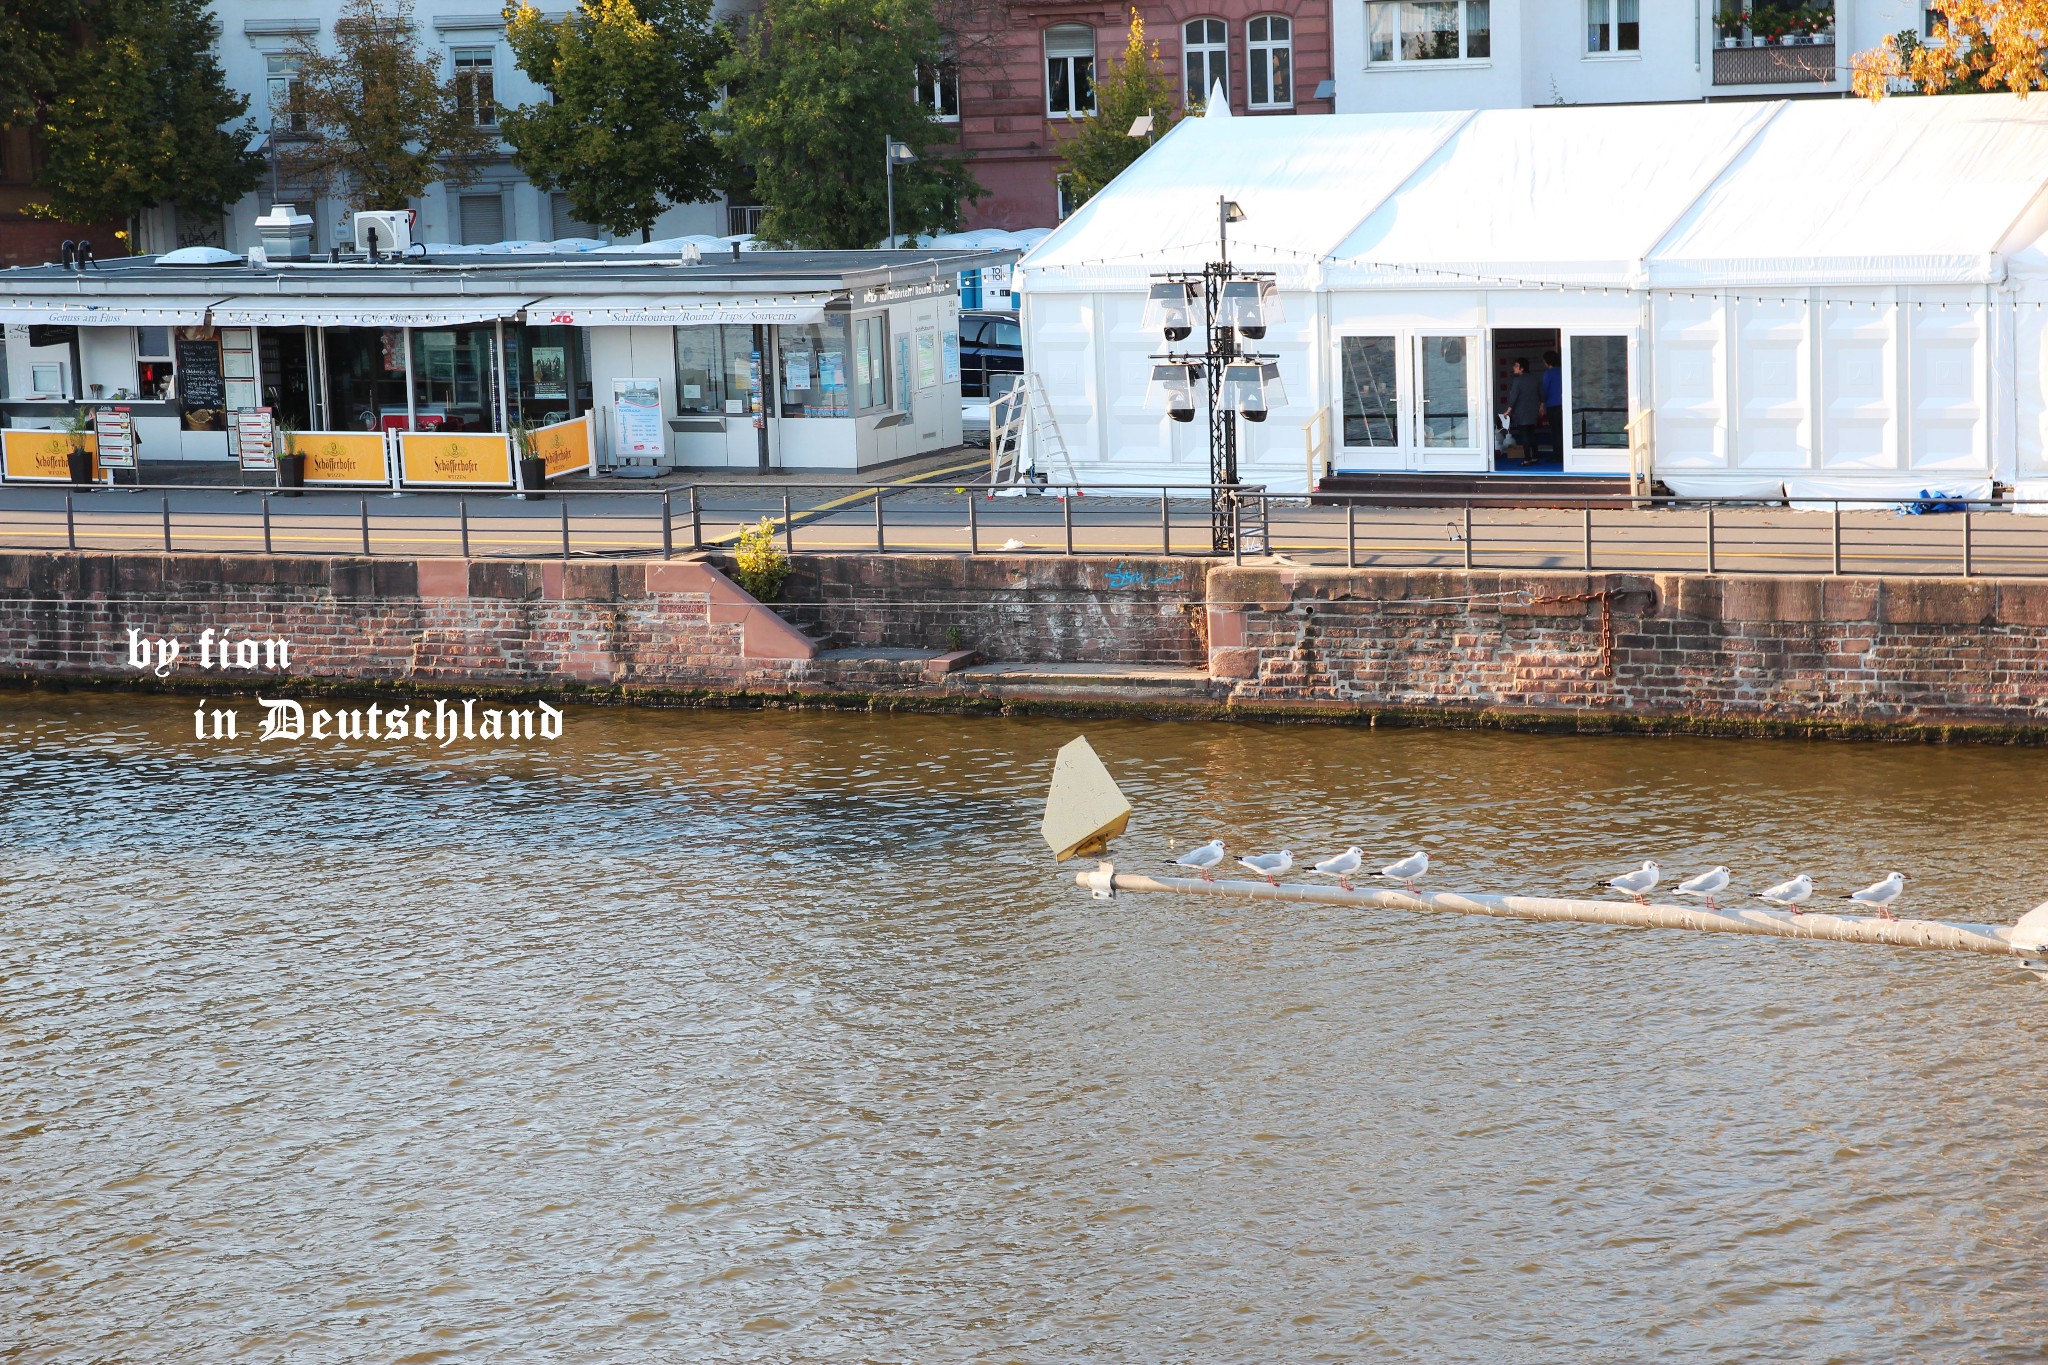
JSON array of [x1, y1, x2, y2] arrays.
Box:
[[1713, 38, 1836, 85]]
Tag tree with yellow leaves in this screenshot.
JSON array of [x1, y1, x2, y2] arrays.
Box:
[[1851, 0, 2048, 99]]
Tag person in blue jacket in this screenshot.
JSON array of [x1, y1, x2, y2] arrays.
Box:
[[1540, 349, 1563, 462]]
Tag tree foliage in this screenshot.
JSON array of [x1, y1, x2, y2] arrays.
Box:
[[501, 0, 727, 239], [277, 0, 495, 210], [0, 0, 83, 129], [1852, 1, 2048, 98], [28, 0, 263, 230], [715, 0, 980, 248], [1055, 10, 1182, 209]]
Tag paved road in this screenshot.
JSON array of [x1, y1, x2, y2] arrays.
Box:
[[4, 476, 2047, 576]]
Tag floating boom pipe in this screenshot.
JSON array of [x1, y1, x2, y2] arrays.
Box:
[[1076, 868, 2048, 962]]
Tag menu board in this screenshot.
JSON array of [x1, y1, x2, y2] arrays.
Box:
[[232, 408, 276, 472], [91, 407, 136, 468], [175, 336, 225, 430], [610, 378, 664, 459]]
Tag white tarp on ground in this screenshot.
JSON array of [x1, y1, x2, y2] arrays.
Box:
[[1651, 95, 2048, 287], [1328, 102, 1777, 288], [1019, 109, 1472, 290]]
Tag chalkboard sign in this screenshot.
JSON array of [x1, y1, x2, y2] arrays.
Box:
[[176, 337, 224, 413]]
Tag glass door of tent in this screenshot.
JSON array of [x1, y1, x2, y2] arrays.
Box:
[[1563, 332, 1633, 473], [1412, 332, 1487, 471]]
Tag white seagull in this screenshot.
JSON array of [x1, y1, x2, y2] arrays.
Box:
[[1607, 860, 1661, 904], [1239, 850, 1293, 885], [1845, 871, 1909, 921], [1312, 847, 1365, 890], [1376, 851, 1429, 893], [1675, 866, 1731, 910], [1759, 873, 1814, 914], [1172, 838, 1227, 881]]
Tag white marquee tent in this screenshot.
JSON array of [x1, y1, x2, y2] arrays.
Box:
[[1016, 93, 2048, 500]]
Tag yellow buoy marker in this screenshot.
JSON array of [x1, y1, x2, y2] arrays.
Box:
[[1041, 735, 1132, 863]]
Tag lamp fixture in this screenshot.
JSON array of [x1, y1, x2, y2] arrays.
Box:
[[1146, 362, 1201, 423], [1144, 280, 1197, 342], [1222, 361, 1284, 423]]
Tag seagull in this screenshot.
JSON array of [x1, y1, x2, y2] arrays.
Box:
[[1845, 871, 1908, 921], [1675, 866, 1731, 910], [1172, 838, 1227, 881], [1607, 860, 1661, 904], [1376, 850, 1429, 893], [1312, 847, 1364, 890], [1759, 873, 1814, 914], [1238, 850, 1293, 884]]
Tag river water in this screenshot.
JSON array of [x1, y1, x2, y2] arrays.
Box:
[[3, 692, 2045, 1362]]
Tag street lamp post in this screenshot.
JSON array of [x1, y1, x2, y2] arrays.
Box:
[[1143, 196, 1284, 552], [884, 138, 918, 247]]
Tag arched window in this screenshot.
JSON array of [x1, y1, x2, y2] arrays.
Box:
[[1247, 16, 1293, 108], [1184, 18, 1227, 107], [1045, 25, 1096, 118]]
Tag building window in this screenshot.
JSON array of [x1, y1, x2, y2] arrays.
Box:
[[674, 324, 759, 416], [1045, 25, 1096, 117], [1247, 15, 1293, 106], [550, 192, 601, 241], [851, 313, 890, 411], [458, 192, 504, 245], [1366, 0, 1491, 62], [919, 59, 960, 121], [266, 54, 305, 133], [1184, 18, 1228, 106], [1056, 173, 1078, 219], [1587, 0, 1640, 52], [453, 47, 496, 126]]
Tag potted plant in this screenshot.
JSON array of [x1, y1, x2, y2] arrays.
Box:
[[61, 406, 95, 487], [1716, 2, 1746, 45], [513, 422, 547, 500], [274, 414, 305, 496]]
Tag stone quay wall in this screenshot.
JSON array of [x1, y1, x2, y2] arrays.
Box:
[[1207, 567, 2048, 734]]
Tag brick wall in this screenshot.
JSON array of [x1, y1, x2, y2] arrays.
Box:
[[766, 553, 1210, 667], [1207, 567, 2048, 732]]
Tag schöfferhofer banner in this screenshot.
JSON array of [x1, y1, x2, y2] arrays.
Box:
[[1, 430, 99, 482], [529, 415, 593, 480], [291, 432, 390, 486], [398, 432, 513, 488]]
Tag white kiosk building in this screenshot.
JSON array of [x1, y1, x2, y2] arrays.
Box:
[[1017, 93, 2048, 502]]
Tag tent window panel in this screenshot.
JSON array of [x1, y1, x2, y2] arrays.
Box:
[[1185, 18, 1227, 106], [1248, 15, 1292, 107], [1341, 337, 1400, 447], [1571, 335, 1630, 449], [1418, 336, 1473, 449]]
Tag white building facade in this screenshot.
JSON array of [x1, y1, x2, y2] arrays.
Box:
[[1332, 0, 1927, 111], [168, 2, 744, 257]]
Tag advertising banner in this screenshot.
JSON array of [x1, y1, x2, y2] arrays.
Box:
[[398, 431, 513, 488], [610, 379, 664, 461], [1, 430, 98, 482], [92, 407, 137, 469], [295, 431, 392, 486], [530, 415, 593, 480]]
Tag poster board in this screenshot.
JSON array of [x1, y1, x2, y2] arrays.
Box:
[[294, 431, 392, 486], [610, 378, 664, 462], [0, 429, 98, 482], [231, 408, 275, 472], [397, 431, 513, 488], [530, 415, 593, 480], [91, 407, 137, 469], [175, 332, 224, 431]]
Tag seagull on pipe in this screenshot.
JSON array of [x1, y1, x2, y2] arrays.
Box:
[[1312, 847, 1364, 891], [1845, 871, 1908, 921], [1376, 851, 1429, 894], [1607, 861, 1661, 904], [1675, 866, 1731, 911], [1759, 873, 1814, 914], [1172, 839, 1227, 881], [1238, 850, 1293, 885]]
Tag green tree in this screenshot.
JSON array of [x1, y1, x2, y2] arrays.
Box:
[[277, 0, 495, 211], [1055, 10, 1181, 209], [500, 0, 727, 241], [715, 0, 980, 248], [0, 0, 83, 129], [28, 0, 263, 238]]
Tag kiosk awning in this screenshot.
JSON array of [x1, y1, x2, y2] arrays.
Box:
[[0, 300, 219, 326], [523, 295, 829, 326], [209, 296, 535, 327]]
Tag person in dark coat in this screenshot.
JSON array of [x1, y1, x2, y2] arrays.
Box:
[[1502, 359, 1543, 464]]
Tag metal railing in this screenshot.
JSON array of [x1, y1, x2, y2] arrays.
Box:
[[3, 480, 2048, 578]]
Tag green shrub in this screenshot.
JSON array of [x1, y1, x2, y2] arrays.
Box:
[[732, 516, 791, 602]]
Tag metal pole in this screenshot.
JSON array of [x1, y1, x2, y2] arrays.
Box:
[[1582, 503, 1593, 571], [560, 498, 571, 561], [1346, 499, 1356, 568], [360, 498, 370, 555], [690, 484, 702, 549], [875, 486, 885, 553], [493, 316, 511, 435], [1063, 489, 1074, 555], [261, 495, 271, 554], [1232, 497, 1242, 565], [1160, 489, 1170, 555], [64, 493, 75, 550], [661, 490, 673, 560], [1964, 507, 1974, 577], [969, 492, 979, 554], [1463, 501, 1473, 571], [403, 325, 416, 431], [1832, 504, 1843, 575], [161, 494, 171, 552], [884, 137, 895, 247], [783, 490, 794, 556], [460, 498, 470, 559], [1705, 505, 1716, 575]]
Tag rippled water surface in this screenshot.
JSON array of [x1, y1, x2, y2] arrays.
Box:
[[3, 692, 2047, 1362]]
